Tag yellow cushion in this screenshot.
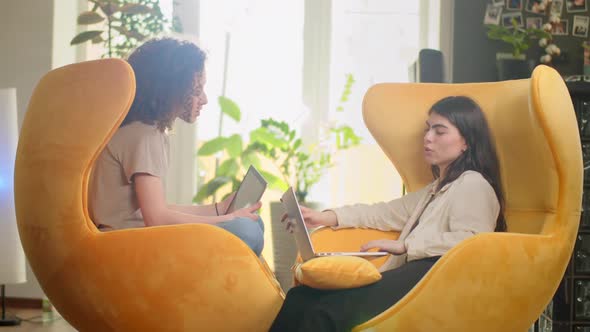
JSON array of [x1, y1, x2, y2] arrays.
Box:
[[294, 256, 382, 290]]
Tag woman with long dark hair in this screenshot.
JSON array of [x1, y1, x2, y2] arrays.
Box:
[[270, 96, 506, 331], [88, 37, 265, 256]]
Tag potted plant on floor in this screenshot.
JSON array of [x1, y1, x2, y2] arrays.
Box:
[[246, 75, 361, 292], [194, 75, 362, 292], [195, 74, 361, 205]]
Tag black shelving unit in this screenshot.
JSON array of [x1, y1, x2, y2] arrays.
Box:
[[548, 80, 590, 332]]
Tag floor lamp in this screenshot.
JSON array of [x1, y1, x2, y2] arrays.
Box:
[[0, 88, 26, 326]]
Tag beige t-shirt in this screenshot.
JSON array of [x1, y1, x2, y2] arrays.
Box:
[[89, 121, 170, 230]]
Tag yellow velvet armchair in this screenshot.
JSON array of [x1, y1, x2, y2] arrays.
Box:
[[310, 65, 583, 331], [14, 59, 283, 331]]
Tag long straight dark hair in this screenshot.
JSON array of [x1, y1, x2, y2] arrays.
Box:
[[429, 96, 507, 232]]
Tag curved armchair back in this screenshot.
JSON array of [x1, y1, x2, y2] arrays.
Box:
[[16, 58, 134, 267], [15, 59, 283, 331], [355, 65, 583, 331], [363, 65, 581, 238]]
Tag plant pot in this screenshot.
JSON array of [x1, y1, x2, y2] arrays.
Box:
[[270, 200, 324, 293], [496, 54, 536, 81]]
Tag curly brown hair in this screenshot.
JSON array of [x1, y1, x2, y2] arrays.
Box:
[[122, 37, 207, 132]]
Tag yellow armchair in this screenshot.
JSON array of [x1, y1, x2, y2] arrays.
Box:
[[14, 59, 283, 331], [311, 65, 583, 331]]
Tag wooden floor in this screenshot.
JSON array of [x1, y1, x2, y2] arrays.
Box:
[[1, 308, 76, 332]]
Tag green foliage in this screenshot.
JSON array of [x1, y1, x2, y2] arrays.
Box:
[[194, 97, 262, 203], [250, 118, 361, 202], [194, 75, 362, 204], [71, 0, 171, 58], [485, 19, 550, 57], [336, 74, 355, 111]]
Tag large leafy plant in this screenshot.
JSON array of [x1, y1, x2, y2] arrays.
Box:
[[194, 74, 362, 204], [250, 75, 361, 202], [249, 117, 361, 202], [193, 96, 272, 203], [71, 0, 169, 58]]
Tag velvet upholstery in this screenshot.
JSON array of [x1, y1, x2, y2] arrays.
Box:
[[294, 255, 382, 290], [310, 65, 582, 331], [14, 59, 283, 332]]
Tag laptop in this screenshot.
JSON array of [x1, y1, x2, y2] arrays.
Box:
[[225, 165, 268, 214], [280, 187, 389, 262]]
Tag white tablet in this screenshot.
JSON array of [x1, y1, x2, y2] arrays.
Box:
[[225, 165, 268, 214]]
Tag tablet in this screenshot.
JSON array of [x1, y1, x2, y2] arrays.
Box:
[[224, 165, 268, 214]]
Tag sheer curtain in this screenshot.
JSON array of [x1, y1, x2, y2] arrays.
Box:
[[198, 1, 304, 140], [171, 0, 441, 266], [314, 0, 441, 206], [184, 0, 440, 206]]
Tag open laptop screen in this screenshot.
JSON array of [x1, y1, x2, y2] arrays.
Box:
[[225, 165, 267, 214], [280, 187, 316, 261]]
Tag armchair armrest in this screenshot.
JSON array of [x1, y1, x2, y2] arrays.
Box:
[[354, 232, 568, 332], [310, 227, 400, 268], [66, 223, 283, 332]]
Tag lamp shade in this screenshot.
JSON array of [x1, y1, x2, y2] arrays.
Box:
[[0, 88, 26, 284]]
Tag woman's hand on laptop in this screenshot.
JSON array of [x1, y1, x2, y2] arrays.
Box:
[[301, 207, 338, 227], [360, 239, 407, 255], [228, 201, 262, 221], [281, 206, 338, 230]]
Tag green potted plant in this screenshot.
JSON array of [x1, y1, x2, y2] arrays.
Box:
[[253, 74, 360, 203], [194, 75, 361, 292], [248, 118, 361, 204], [71, 0, 169, 58], [486, 18, 550, 80], [193, 96, 276, 203], [195, 74, 361, 205]]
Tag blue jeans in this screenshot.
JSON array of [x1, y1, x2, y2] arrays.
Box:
[[216, 217, 265, 256]]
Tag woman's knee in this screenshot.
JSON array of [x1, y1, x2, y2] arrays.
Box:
[[300, 306, 339, 331], [223, 217, 264, 256]]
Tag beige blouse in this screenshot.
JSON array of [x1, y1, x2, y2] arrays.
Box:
[[331, 170, 500, 272]]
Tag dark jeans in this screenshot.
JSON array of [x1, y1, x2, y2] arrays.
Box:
[[269, 256, 440, 332]]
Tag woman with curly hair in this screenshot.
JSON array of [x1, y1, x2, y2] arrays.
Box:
[[89, 37, 264, 256]]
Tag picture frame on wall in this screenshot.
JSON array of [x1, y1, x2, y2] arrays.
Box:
[[485, 4, 503, 25], [502, 12, 524, 27], [526, 17, 543, 29], [506, 0, 524, 10], [551, 0, 565, 15], [573, 15, 590, 37], [493, 0, 505, 6], [551, 19, 569, 35], [567, 0, 588, 13], [526, 0, 546, 13]]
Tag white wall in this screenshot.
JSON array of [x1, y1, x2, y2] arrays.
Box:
[[2, 0, 84, 299], [1, 1, 54, 129], [52, 0, 83, 69]]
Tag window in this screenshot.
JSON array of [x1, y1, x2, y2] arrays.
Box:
[[198, 0, 304, 139], [177, 0, 440, 206], [315, 0, 441, 205]]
